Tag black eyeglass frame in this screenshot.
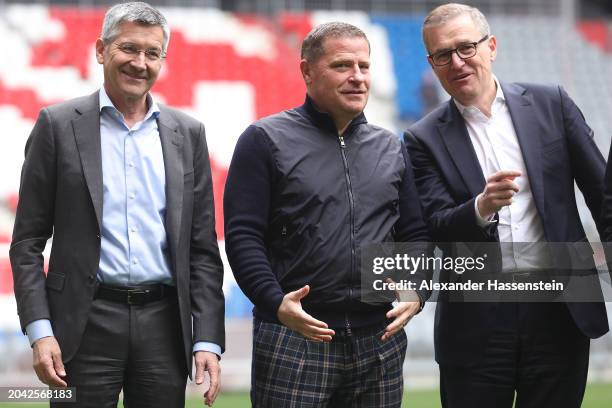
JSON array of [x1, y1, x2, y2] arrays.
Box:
[[428, 35, 490, 67]]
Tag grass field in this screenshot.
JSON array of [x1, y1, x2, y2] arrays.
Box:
[[1, 383, 610, 407], [186, 384, 612, 407]]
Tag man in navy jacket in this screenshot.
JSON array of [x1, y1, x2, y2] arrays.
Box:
[[225, 22, 429, 407], [405, 3, 609, 408]]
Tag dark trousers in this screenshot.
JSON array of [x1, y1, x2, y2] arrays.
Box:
[[52, 296, 187, 408], [439, 302, 589, 408], [251, 319, 406, 408]]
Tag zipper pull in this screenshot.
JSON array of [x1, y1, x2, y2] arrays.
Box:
[[339, 136, 346, 148], [345, 314, 352, 336], [281, 225, 287, 237]]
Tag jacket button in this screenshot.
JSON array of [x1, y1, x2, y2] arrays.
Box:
[[88, 275, 95, 283]]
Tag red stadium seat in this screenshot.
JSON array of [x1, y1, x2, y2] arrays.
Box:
[[577, 21, 610, 52], [0, 257, 13, 295]]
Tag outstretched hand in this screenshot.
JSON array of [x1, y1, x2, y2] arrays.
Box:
[[382, 281, 422, 342], [277, 285, 335, 342]]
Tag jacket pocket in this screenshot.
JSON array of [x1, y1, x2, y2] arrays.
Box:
[[46, 272, 65, 292], [184, 168, 194, 183]]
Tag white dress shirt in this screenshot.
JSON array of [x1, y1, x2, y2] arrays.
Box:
[[455, 78, 552, 272]]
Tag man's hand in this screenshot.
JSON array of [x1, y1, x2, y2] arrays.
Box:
[[382, 288, 421, 342], [195, 351, 220, 407], [477, 170, 522, 219], [32, 336, 67, 387], [277, 285, 335, 342]]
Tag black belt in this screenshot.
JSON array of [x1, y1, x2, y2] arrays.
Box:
[[331, 321, 388, 339], [95, 283, 176, 305]]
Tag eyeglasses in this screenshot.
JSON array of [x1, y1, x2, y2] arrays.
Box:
[[114, 42, 166, 61], [428, 35, 489, 67]]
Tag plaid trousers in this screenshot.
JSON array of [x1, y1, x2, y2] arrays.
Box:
[[251, 319, 407, 408]]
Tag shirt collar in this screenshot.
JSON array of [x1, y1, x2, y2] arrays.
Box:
[[99, 86, 160, 122], [297, 94, 368, 134], [454, 76, 505, 118]]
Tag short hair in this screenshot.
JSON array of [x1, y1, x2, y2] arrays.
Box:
[[301, 22, 370, 62], [101, 2, 170, 53], [422, 3, 491, 52]]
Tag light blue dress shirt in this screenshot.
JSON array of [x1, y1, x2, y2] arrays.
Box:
[[26, 88, 220, 357], [97, 87, 171, 285]]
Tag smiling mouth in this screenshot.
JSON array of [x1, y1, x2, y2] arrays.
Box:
[[122, 71, 147, 81], [453, 73, 471, 81]]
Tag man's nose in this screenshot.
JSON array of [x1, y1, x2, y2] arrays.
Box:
[[449, 51, 466, 68], [129, 52, 148, 69], [349, 66, 366, 83]]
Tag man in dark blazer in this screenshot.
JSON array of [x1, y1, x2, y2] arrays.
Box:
[[405, 3, 609, 408], [9, 2, 224, 407]]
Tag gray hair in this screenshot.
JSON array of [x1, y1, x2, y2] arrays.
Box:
[[301, 22, 370, 62], [422, 3, 490, 51], [101, 2, 170, 53]]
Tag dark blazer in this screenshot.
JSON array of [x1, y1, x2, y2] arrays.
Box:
[[601, 139, 612, 235], [405, 82, 609, 365], [9, 91, 225, 373], [601, 145, 612, 266]]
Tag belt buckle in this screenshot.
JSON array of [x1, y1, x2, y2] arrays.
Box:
[[512, 272, 531, 283], [127, 289, 149, 305]]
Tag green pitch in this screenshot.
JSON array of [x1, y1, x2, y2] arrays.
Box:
[[185, 389, 441, 407], [1, 383, 610, 407], [185, 383, 612, 407]]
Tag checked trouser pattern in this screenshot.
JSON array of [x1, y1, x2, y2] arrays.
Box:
[[251, 319, 407, 408]]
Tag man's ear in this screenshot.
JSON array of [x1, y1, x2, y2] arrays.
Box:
[[95, 38, 105, 64], [300, 59, 312, 86], [427, 56, 434, 69], [488, 35, 497, 62]]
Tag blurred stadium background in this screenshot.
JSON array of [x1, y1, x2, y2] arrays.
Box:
[[0, 0, 611, 404]]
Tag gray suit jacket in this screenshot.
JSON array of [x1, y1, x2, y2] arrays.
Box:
[[10, 91, 225, 373]]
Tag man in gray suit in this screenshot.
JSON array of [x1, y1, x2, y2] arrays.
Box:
[[9, 2, 225, 407]]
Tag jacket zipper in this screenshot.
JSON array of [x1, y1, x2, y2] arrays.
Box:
[[338, 134, 355, 335], [345, 288, 353, 336]]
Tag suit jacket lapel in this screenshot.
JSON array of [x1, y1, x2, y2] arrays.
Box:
[[503, 83, 546, 224], [73, 92, 103, 231], [438, 101, 486, 198], [157, 106, 184, 276]]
